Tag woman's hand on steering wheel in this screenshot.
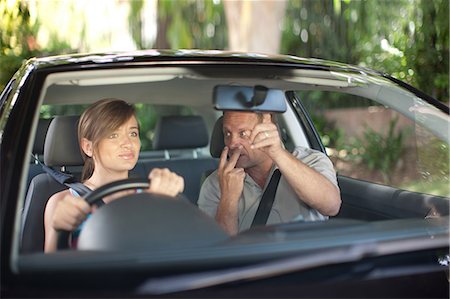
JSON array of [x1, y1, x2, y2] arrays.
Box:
[[147, 168, 185, 197], [52, 193, 91, 232]]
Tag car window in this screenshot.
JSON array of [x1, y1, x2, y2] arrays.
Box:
[[298, 90, 449, 197]]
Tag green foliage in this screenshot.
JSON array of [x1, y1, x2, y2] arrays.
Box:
[[281, 0, 449, 104], [135, 103, 159, 150], [421, 139, 449, 179], [0, 0, 74, 91], [2, 0, 448, 105], [400, 179, 449, 198], [410, 0, 449, 101], [0, 0, 38, 90], [310, 113, 344, 149], [129, 0, 146, 49], [165, 0, 227, 49], [40, 104, 89, 119], [129, 0, 227, 50], [298, 90, 374, 151], [400, 134, 449, 197], [350, 117, 407, 183], [414, 137, 450, 196], [298, 90, 378, 110]]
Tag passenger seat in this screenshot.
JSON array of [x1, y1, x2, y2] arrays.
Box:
[[148, 115, 218, 204]]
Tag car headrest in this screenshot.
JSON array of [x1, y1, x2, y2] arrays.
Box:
[[210, 116, 224, 158], [33, 118, 53, 155], [44, 115, 84, 167], [152, 115, 209, 150]]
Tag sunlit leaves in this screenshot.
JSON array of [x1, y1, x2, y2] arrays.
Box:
[[281, 0, 449, 104], [0, 0, 38, 90], [151, 0, 227, 50]]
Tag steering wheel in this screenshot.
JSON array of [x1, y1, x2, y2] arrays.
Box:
[[56, 178, 150, 250], [56, 178, 228, 252]]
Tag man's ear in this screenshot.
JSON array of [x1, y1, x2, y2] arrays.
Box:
[[80, 138, 93, 157]]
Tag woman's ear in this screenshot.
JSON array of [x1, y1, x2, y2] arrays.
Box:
[[80, 138, 93, 157]]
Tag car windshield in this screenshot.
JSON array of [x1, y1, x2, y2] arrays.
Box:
[[12, 60, 449, 293]]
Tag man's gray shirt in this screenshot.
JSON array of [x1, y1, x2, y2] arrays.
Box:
[[197, 146, 339, 232]]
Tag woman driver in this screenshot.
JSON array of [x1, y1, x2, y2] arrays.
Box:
[[44, 99, 184, 252]]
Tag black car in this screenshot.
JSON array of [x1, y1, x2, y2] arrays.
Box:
[[1, 50, 449, 298]]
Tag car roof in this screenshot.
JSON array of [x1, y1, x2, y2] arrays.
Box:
[[30, 49, 381, 75]]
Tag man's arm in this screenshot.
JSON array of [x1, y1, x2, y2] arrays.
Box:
[[250, 114, 341, 216], [215, 146, 245, 234], [198, 146, 244, 235], [271, 148, 341, 216]]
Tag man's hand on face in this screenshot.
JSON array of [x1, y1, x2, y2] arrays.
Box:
[[218, 146, 245, 202], [250, 113, 283, 159]]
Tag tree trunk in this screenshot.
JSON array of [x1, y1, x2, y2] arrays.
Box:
[[224, 0, 287, 53], [155, 0, 171, 49]]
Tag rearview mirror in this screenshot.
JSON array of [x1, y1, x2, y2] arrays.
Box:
[[213, 85, 287, 113]]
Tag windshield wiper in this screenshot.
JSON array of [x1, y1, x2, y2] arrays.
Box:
[[136, 235, 447, 295]]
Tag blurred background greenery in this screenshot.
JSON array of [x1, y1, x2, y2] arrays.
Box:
[[1, 0, 448, 104]]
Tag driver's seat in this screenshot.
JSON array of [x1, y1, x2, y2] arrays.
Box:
[[20, 115, 83, 254]]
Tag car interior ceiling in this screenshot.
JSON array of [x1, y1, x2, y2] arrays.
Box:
[[41, 65, 362, 106]]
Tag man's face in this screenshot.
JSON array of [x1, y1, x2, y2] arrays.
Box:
[[222, 111, 267, 169]]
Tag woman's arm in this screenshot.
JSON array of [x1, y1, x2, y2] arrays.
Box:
[[44, 190, 91, 253]]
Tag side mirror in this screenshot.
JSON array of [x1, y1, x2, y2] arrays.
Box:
[[213, 85, 287, 113]]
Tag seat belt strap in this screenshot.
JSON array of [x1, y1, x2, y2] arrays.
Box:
[[31, 155, 103, 204], [251, 169, 281, 227], [41, 164, 94, 195]]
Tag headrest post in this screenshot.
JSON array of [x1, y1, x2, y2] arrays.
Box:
[[193, 149, 198, 159], [164, 150, 170, 160]]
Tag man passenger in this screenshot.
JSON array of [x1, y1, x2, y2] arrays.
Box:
[[197, 111, 341, 235]]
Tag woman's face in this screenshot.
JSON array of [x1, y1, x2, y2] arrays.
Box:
[[94, 115, 141, 173]]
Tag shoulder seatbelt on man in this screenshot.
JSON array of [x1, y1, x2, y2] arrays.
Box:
[[251, 169, 281, 227]]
